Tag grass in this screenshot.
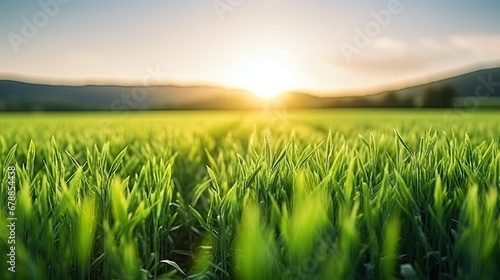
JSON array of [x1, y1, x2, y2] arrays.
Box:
[[0, 110, 499, 279]]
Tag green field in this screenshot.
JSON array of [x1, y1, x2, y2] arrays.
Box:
[[1, 110, 500, 280]]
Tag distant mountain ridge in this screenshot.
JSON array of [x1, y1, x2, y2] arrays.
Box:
[[387, 67, 500, 98], [0, 81, 257, 111], [1, 67, 499, 111]]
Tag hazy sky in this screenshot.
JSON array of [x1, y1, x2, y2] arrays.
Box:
[[1, 0, 500, 95]]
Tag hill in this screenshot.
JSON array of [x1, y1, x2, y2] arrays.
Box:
[[1, 67, 499, 111]]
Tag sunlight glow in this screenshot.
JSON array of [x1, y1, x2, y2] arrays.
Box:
[[230, 46, 302, 99]]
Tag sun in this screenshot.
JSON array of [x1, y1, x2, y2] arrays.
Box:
[[230, 47, 301, 99], [241, 58, 291, 99]]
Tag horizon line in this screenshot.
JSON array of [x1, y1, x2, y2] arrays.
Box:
[[1, 60, 499, 98]]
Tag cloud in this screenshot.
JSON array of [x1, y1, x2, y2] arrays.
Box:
[[335, 37, 454, 75], [417, 37, 448, 52], [448, 34, 500, 58], [371, 37, 408, 52], [334, 33, 500, 79]]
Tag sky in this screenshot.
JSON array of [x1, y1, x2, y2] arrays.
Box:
[[1, 0, 500, 97]]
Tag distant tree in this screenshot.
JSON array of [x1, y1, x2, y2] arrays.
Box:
[[440, 85, 457, 106], [348, 97, 372, 107], [381, 91, 414, 108], [421, 85, 456, 108], [382, 91, 400, 107], [421, 87, 437, 107]]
